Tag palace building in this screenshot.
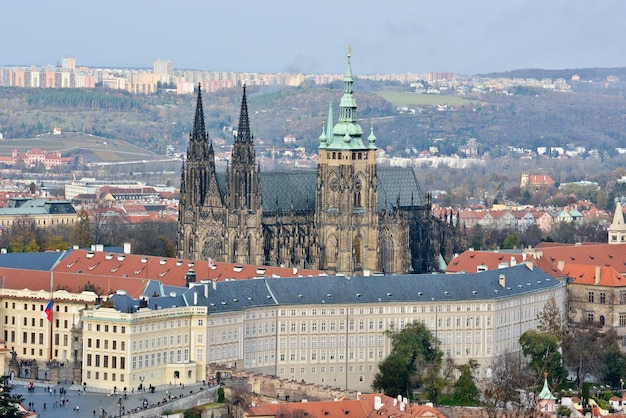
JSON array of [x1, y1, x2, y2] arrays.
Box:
[[177, 52, 465, 275]]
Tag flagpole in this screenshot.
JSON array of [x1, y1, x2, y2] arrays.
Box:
[[49, 272, 53, 361]]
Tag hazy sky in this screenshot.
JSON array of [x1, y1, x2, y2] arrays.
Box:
[[4, 0, 626, 75]]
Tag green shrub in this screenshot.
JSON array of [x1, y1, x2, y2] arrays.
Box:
[[217, 387, 225, 403], [557, 405, 571, 417]]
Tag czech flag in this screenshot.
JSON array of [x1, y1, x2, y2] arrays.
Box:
[[42, 300, 52, 322]]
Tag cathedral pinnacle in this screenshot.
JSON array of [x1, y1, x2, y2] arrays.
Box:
[[236, 85, 253, 144], [192, 83, 207, 142]]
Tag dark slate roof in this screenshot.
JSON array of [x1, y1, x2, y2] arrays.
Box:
[[0, 199, 76, 215], [110, 264, 561, 314], [259, 264, 558, 305], [378, 167, 424, 208], [261, 171, 317, 212], [215, 167, 424, 212], [0, 250, 70, 271]]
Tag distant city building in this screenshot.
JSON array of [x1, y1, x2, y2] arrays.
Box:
[[153, 59, 174, 84], [0, 197, 77, 231], [0, 148, 71, 169]]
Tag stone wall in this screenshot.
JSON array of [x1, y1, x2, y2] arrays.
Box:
[[208, 365, 357, 403], [124, 386, 219, 418]]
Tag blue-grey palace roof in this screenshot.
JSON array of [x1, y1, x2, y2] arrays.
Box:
[[110, 263, 562, 314]]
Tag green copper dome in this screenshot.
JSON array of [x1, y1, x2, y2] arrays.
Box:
[[321, 48, 367, 152]]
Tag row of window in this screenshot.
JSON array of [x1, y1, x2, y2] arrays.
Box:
[[5, 302, 69, 312], [130, 349, 202, 368], [127, 319, 197, 333], [87, 339, 126, 351], [85, 371, 125, 382], [85, 324, 125, 333], [279, 304, 491, 317], [275, 316, 492, 334], [86, 354, 125, 369]]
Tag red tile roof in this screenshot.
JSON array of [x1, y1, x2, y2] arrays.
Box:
[[446, 250, 526, 273], [52, 249, 325, 288], [244, 394, 445, 418]]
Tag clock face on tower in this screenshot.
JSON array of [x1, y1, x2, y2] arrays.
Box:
[[330, 178, 339, 191]]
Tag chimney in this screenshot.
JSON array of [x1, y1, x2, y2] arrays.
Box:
[[185, 269, 196, 287], [400, 401, 405, 412], [499, 274, 506, 288], [557, 260, 565, 271], [123, 242, 131, 254], [510, 256, 517, 266], [204, 283, 208, 298], [374, 396, 382, 411], [595, 266, 601, 285], [212, 280, 217, 290], [193, 292, 197, 306]]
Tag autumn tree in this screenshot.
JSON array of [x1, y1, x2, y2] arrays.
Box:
[[481, 351, 534, 418], [536, 296, 566, 341], [71, 208, 92, 248], [562, 325, 618, 388]]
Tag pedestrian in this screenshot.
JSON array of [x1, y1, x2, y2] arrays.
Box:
[[93, 410, 96, 417], [76, 405, 80, 413]]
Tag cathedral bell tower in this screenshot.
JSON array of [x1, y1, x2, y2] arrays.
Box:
[[224, 86, 264, 265], [177, 84, 225, 261], [315, 49, 378, 275]]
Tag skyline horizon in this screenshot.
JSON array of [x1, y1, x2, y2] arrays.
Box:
[[4, 0, 626, 76], [3, 56, 626, 76]]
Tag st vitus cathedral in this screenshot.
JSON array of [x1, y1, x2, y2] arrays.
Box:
[[177, 52, 465, 275]]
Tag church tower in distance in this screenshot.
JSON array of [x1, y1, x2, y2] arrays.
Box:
[[177, 85, 225, 261], [315, 48, 378, 275]]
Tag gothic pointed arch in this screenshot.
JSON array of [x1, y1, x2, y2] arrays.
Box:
[[379, 227, 394, 274]]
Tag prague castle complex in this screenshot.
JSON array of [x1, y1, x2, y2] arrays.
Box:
[[177, 52, 464, 275]]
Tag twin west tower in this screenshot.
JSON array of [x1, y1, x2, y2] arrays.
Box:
[[177, 53, 464, 275]]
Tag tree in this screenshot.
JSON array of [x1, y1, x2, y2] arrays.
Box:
[[536, 296, 566, 341], [502, 232, 521, 249], [372, 321, 443, 401], [519, 329, 567, 392], [71, 209, 92, 248], [454, 360, 479, 404], [481, 351, 533, 418], [602, 342, 626, 388], [0, 376, 20, 418], [562, 325, 618, 388]]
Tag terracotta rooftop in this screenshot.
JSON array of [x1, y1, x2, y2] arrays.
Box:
[[51, 249, 325, 286], [446, 250, 526, 273], [448, 243, 626, 280], [244, 393, 445, 418]]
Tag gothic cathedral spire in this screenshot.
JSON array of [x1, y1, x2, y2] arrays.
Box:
[[177, 84, 224, 261], [224, 85, 264, 265]]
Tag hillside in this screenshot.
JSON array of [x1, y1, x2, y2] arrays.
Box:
[[1, 71, 626, 197], [0, 132, 161, 164]]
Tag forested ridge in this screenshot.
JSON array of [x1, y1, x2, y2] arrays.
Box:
[[1, 71, 626, 182]]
